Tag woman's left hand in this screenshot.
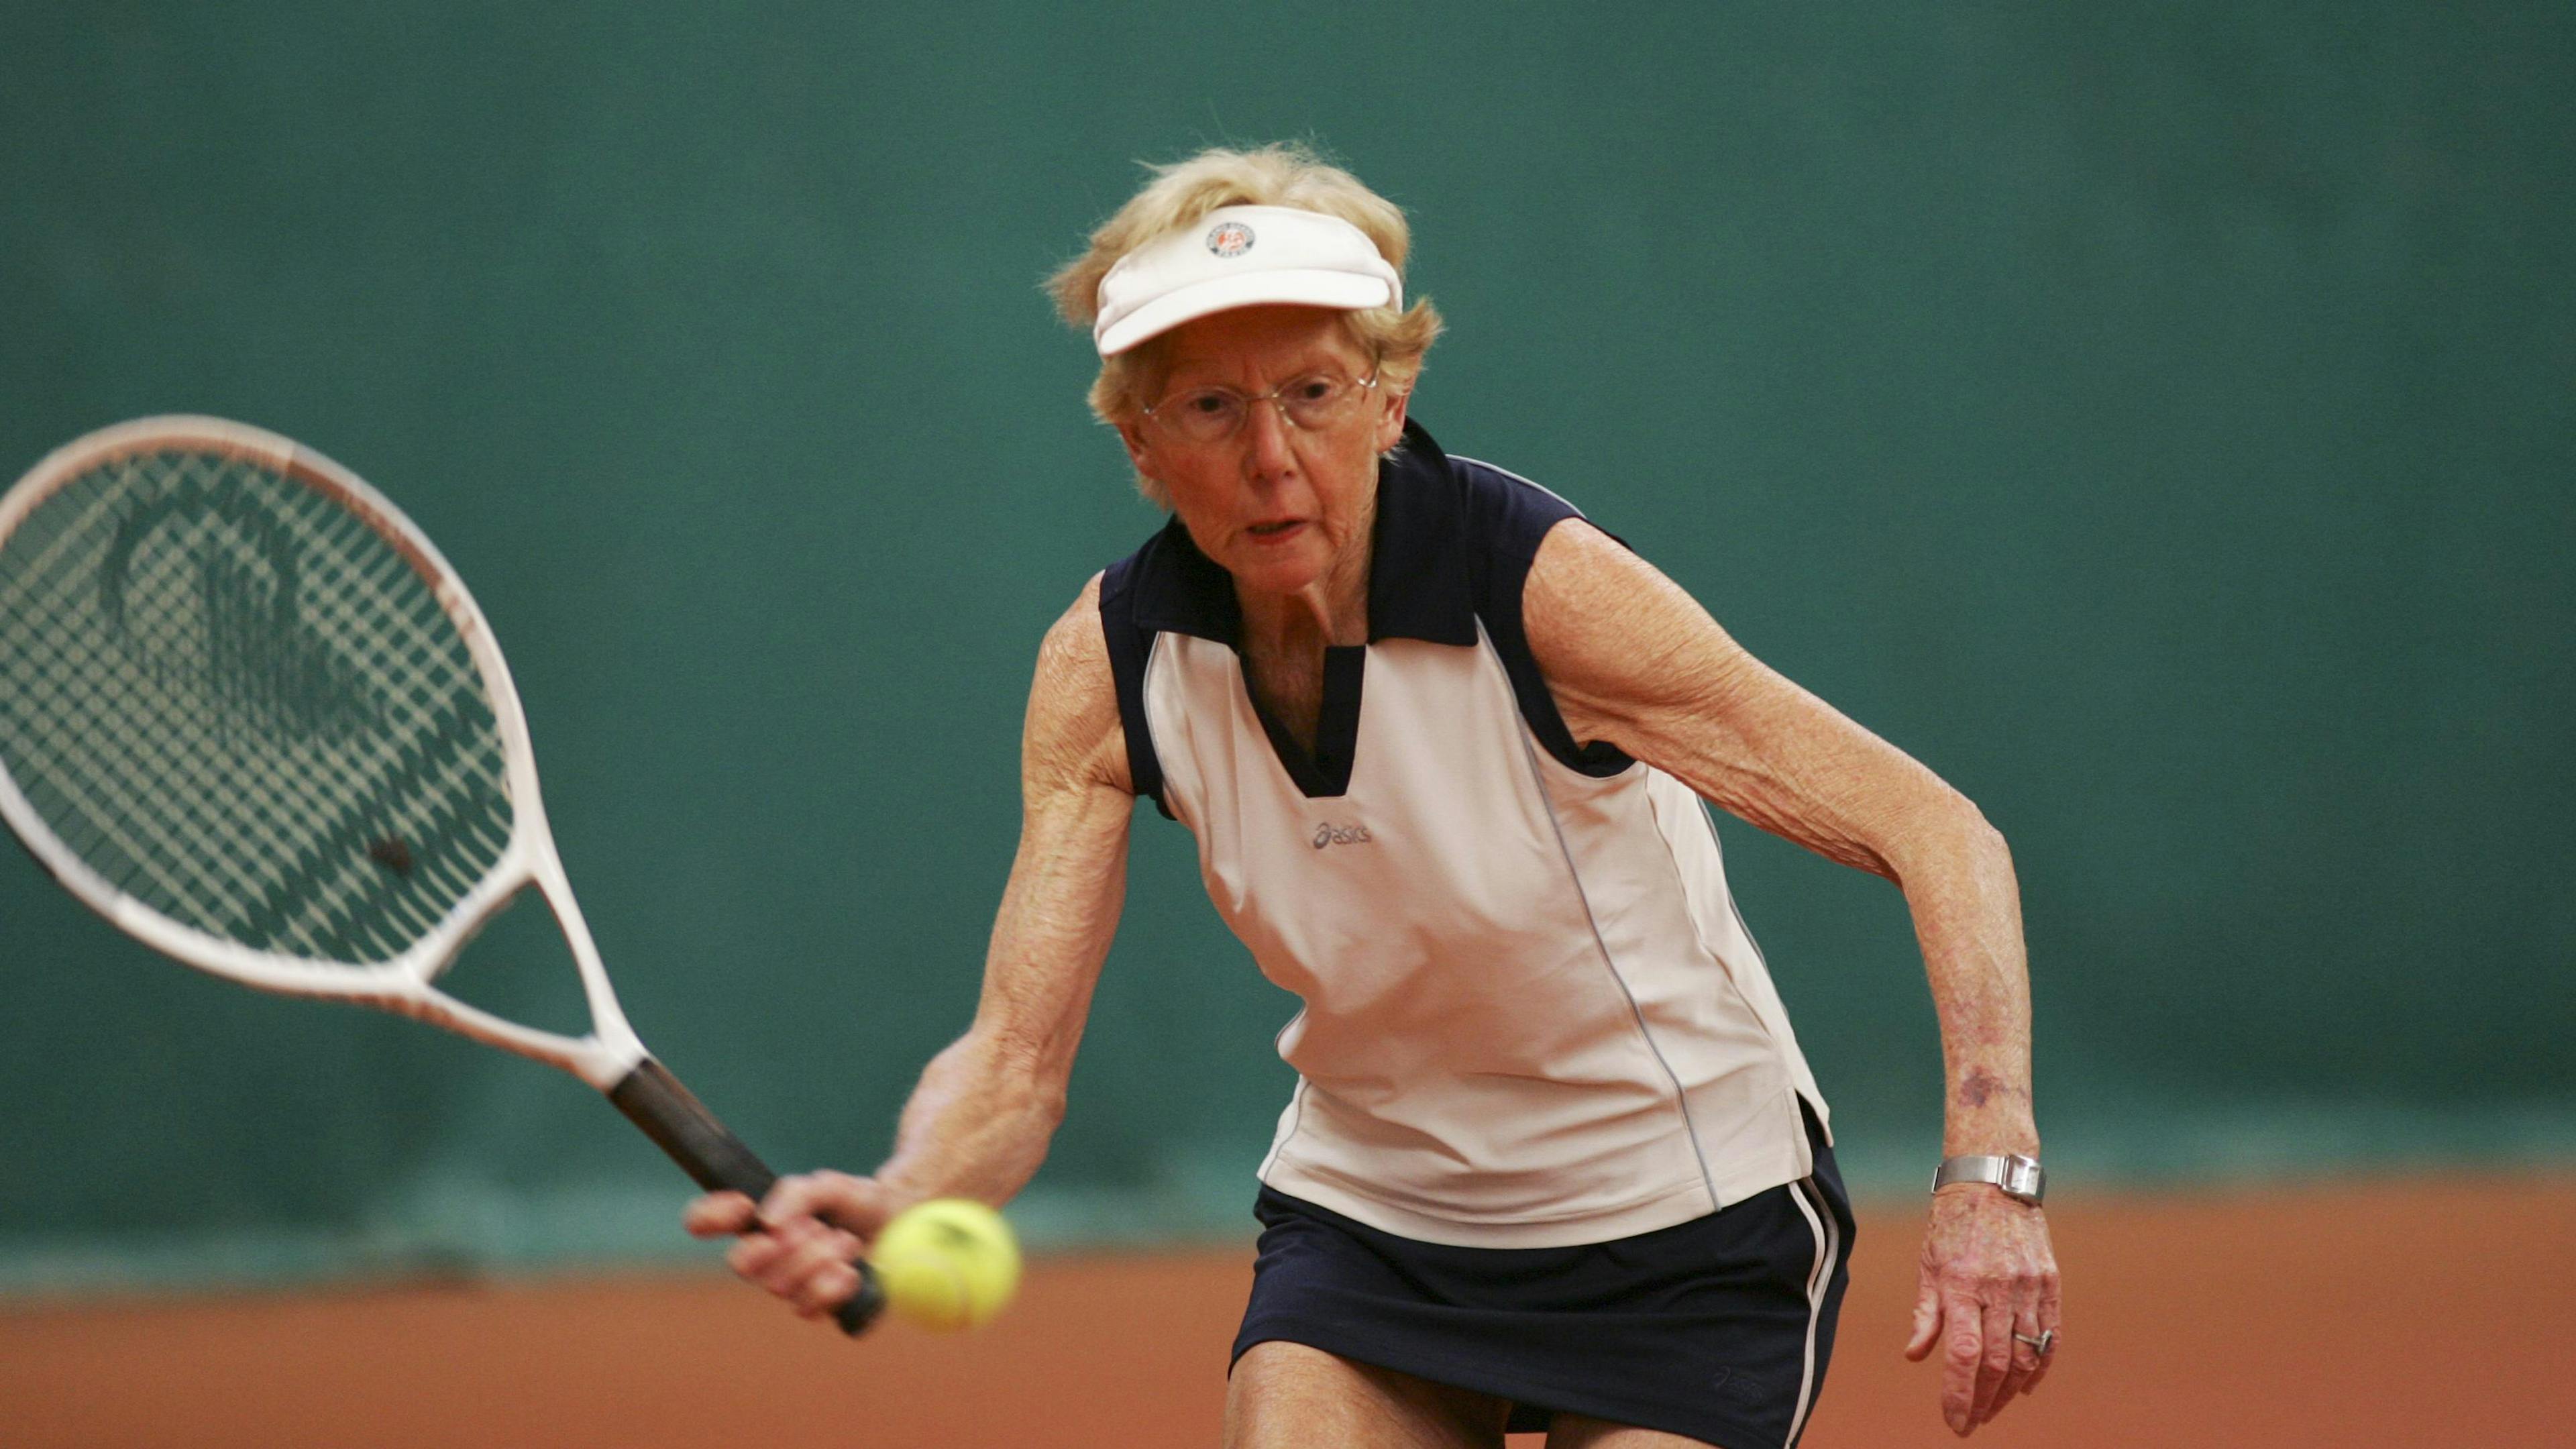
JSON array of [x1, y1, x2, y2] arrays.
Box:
[[1904, 1186, 2061, 1436]]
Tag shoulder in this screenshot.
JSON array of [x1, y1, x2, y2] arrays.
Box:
[[1097, 513, 1198, 614], [1525, 513, 1657, 622], [1036, 574, 1111, 680], [1415, 439, 1648, 623], [1446, 451, 1593, 566], [1373, 423, 1592, 576], [1371, 423, 1601, 640], [1411, 437, 1637, 775], [1026, 574, 1130, 796], [1097, 530, 1154, 614], [1424, 441, 1629, 627]]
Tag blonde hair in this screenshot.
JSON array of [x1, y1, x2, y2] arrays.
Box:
[[1048, 143, 1444, 502]]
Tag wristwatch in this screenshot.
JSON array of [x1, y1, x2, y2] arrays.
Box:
[[1932, 1153, 2046, 1205]]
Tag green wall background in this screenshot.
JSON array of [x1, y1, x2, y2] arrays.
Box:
[[3, 2, 2569, 1291]]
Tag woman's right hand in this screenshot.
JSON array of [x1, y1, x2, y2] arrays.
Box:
[[683, 1171, 898, 1320]]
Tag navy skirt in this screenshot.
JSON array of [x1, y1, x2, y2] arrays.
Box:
[[1232, 1105, 1855, 1449]]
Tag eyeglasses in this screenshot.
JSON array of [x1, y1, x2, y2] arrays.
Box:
[[1140, 366, 1383, 445]]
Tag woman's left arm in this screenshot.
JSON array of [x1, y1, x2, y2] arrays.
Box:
[[1523, 519, 2061, 1439]]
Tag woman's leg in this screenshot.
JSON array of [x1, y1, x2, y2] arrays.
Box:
[[1225, 1340, 1511, 1449]]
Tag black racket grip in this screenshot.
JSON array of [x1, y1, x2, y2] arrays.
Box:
[[607, 1057, 885, 1335]]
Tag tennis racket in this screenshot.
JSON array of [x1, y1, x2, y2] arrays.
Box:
[[0, 415, 883, 1332]]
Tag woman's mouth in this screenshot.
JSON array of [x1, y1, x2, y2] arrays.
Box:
[[1245, 519, 1306, 543]]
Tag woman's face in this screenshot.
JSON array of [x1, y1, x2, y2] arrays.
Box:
[[1118, 305, 1408, 602]]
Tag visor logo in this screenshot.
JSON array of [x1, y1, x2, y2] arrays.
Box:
[[1205, 221, 1255, 258], [1311, 822, 1373, 850]]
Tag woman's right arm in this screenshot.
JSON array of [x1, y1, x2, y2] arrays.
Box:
[[684, 575, 1136, 1318]]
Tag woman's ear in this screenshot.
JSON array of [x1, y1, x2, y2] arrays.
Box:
[[1117, 420, 1156, 478], [1375, 384, 1411, 452]]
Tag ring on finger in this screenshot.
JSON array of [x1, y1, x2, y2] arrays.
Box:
[[2012, 1328, 2057, 1355]]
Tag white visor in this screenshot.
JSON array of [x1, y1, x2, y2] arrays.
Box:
[[1093, 204, 1402, 357]]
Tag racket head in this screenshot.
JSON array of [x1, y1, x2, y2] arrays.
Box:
[[3, 419, 877, 1326], [0, 416, 546, 1004]]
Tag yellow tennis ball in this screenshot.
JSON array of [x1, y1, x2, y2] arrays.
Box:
[[870, 1198, 1021, 1332]]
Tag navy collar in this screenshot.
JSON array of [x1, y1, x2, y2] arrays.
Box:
[[1126, 419, 1479, 649]]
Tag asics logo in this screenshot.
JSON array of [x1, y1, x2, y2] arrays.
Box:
[[1311, 822, 1374, 849]]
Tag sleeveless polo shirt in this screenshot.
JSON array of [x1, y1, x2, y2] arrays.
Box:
[[1099, 421, 1829, 1248]]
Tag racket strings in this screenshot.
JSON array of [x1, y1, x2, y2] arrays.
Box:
[[1, 456, 508, 959], [0, 470, 409, 951], [0, 448, 513, 965]]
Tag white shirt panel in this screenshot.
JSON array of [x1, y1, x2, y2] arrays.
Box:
[[1144, 623, 1823, 1248], [1525, 749, 1821, 1196]]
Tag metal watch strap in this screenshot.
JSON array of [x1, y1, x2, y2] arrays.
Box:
[[1931, 1152, 2046, 1205]]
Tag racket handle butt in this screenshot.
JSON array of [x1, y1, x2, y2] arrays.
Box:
[[836, 1265, 888, 1336]]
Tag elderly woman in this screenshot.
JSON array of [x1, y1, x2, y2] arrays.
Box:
[[688, 145, 2060, 1447]]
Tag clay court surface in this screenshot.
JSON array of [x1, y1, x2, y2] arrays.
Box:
[[7, 1176, 2569, 1448]]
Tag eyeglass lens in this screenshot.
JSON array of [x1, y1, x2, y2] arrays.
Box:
[[1155, 374, 1373, 442]]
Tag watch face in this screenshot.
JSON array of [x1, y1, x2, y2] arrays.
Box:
[[2000, 1156, 2045, 1201]]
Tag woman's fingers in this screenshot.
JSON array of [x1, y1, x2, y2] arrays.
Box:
[[1976, 1298, 2026, 1425], [724, 1224, 786, 1281], [728, 1212, 862, 1307], [682, 1189, 759, 1239], [1995, 1309, 2044, 1409], [763, 1171, 896, 1240], [1906, 1268, 1943, 1362], [1938, 1286, 1985, 1435], [773, 1220, 866, 1316], [2019, 1270, 2063, 1397], [686, 1171, 882, 1320], [793, 1259, 864, 1318]]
